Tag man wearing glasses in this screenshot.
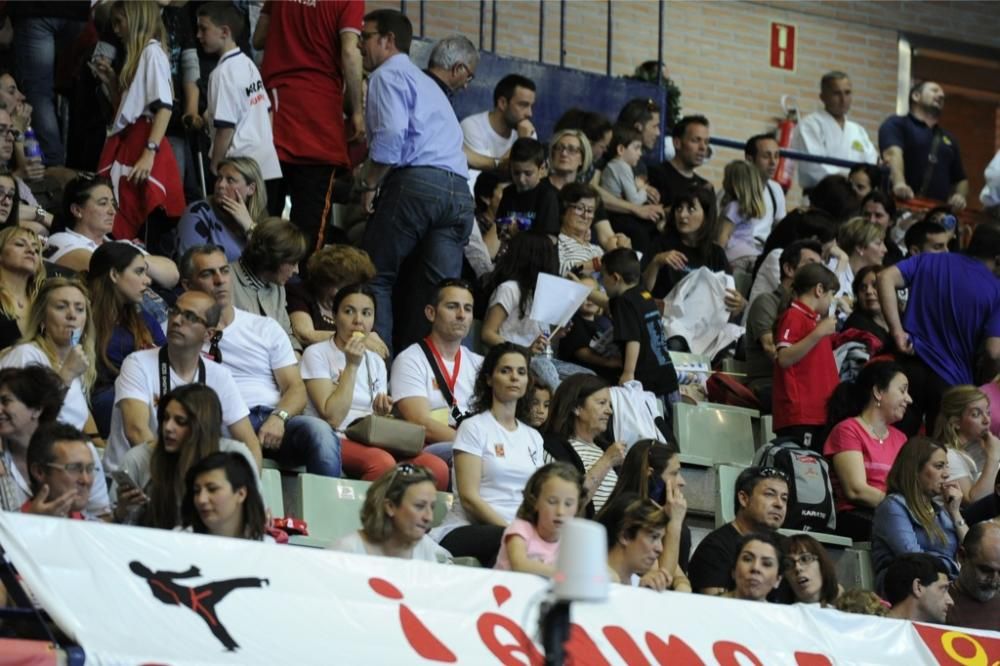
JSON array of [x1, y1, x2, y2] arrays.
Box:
[[0, 102, 52, 235], [104, 290, 260, 473], [688, 466, 789, 596], [357, 9, 474, 355], [23, 423, 96, 518], [947, 521, 1000, 630], [424, 35, 479, 100]]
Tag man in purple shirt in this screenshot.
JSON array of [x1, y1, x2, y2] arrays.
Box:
[[878, 222, 1000, 435], [357, 9, 473, 354]]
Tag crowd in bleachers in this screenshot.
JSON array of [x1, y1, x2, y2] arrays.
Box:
[[1, 0, 1000, 636]]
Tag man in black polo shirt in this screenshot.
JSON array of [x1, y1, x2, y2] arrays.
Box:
[[648, 115, 712, 208], [878, 81, 968, 212]]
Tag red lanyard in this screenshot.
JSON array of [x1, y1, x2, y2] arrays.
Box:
[[424, 336, 460, 402]]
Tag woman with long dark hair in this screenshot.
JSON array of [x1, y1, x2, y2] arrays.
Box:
[[182, 451, 268, 541], [431, 342, 542, 566]]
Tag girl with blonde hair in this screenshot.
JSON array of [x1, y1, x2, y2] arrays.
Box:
[[718, 160, 767, 272], [933, 385, 1000, 504]]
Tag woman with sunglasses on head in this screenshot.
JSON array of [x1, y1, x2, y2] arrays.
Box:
[[181, 451, 268, 541], [0, 226, 44, 351], [332, 463, 452, 563], [88, 242, 165, 437], [779, 533, 840, 606], [599, 440, 691, 591], [431, 342, 542, 566]]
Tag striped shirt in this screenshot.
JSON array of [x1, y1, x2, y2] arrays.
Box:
[[545, 437, 617, 513]]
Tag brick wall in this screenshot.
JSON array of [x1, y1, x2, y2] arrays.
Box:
[[366, 0, 998, 194]]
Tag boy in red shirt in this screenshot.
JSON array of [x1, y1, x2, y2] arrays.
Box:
[[773, 263, 841, 450]]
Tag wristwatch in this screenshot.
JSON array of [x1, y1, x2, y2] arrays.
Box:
[[274, 409, 290, 423], [34, 206, 47, 223], [145, 141, 160, 153]]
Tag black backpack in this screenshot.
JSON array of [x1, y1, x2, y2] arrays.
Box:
[[752, 437, 836, 532]]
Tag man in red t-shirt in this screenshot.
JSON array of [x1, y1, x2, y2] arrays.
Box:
[[257, 0, 364, 259], [773, 263, 840, 450]]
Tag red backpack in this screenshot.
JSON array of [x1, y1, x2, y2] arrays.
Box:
[[706, 372, 761, 410]]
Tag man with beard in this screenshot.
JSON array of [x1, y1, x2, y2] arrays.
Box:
[[647, 115, 712, 208], [947, 521, 1000, 630], [460, 73, 536, 193]]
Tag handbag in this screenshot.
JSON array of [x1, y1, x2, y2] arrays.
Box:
[[345, 415, 426, 455]]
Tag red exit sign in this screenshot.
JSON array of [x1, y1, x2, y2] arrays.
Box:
[[770, 22, 796, 71]]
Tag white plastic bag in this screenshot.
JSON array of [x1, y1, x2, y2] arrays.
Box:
[[662, 267, 744, 358]]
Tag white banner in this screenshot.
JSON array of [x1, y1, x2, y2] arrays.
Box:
[[0, 513, 998, 665]]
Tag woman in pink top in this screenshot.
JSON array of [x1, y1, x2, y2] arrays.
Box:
[[823, 361, 912, 541]]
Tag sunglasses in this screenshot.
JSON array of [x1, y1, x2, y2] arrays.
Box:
[[208, 330, 223, 364]]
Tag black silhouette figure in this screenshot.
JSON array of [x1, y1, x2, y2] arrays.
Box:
[[130, 561, 268, 651]]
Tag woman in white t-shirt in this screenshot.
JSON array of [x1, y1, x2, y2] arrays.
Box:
[[301, 284, 449, 489], [331, 462, 452, 564], [934, 385, 1000, 505], [0, 278, 98, 437], [432, 342, 543, 566]]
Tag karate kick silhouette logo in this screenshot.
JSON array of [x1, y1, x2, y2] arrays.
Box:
[[130, 561, 268, 651]]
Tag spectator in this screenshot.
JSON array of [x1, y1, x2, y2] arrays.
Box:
[[23, 423, 95, 518], [848, 163, 882, 200], [557, 275, 621, 381], [495, 138, 560, 238], [519, 379, 552, 430], [718, 160, 768, 273], [196, 3, 281, 191], [598, 494, 669, 590], [808, 174, 860, 224], [835, 589, 888, 617], [0, 105, 52, 237], [226, 217, 305, 351], [823, 361, 911, 540], [461, 74, 537, 193], [556, 183, 604, 277], [600, 125, 658, 254], [105, 290, 260, 473], [431, 343, 541, 566], [772, 263, 840, 447], [743, 134, 787, 249], [45, 176, 179, 289], [331, 463, 453, 562], [468, 171, 506, 273], [599, 440, 691, 591], [0, 171, 22, 233], [745, 240, 823, 410], [603, 248, 679, 404], [257, 0, 364, 252], [842, 265, 890, 349], [647, 115, 711, 207], [87, 242, 165, 437], [300, 283, 448, 488], [884, 552, 954, 623], [792, 71, 878, 191], [424, 35, 478, 98], [615, 97, 664, 178], [0, 227, 45, 350], [724, 532, 783, 602], [555, 109, 612, 182], [947, 521, 1000, 630], [877, 223, 1000, 436], [286, 245, 381, 350], [903, 220, 950, 257], [0, 366, 110, 518], [835, 217, 886, 301], [872, 437, 967, 592], [780, 534, 840, 606], [879, 81, 968, 211], [0, 278, 97, 434], [933, 385, 1000, 505], [359, 9, 473, 355], [181, 452, 268, 541], [642, 186, 727, 300], [494, 462, 582, 576], [688, 466, 788, 595], [157, 2, 200, 200], [543, 374, 625, 516], [982, 150, 1000, 215], [116, 383, 256, 528], [176, 157, 268, 263], [390, 279, 483, 451], [93, 1, 184, 241], [860, 191, 903, 265], [181, 246, 341, 479]]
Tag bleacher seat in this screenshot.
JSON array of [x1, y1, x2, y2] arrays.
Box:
[[261, 458, 306, 474], [261, 468, 284, 517], [673, 401, 757, 468]]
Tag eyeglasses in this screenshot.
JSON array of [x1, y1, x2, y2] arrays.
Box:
[[457, 63, 475, 83], [783, 553, 819, 570], [47, 462, 95, 476], [208, 330, 223, 364], [0, 126, 20, 141], [568, 203, 596, 217], [553, 143, 582, 155], [0, 188, 15, 203], [168, 306, 208, 327], [758, 467, 789, 482]]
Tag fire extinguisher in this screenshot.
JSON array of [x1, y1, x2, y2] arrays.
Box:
[[774, 95, 798, 193]]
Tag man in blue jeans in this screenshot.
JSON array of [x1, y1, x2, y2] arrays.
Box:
[[182, 245, 341, 477], [357, 9, 473, 355]]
